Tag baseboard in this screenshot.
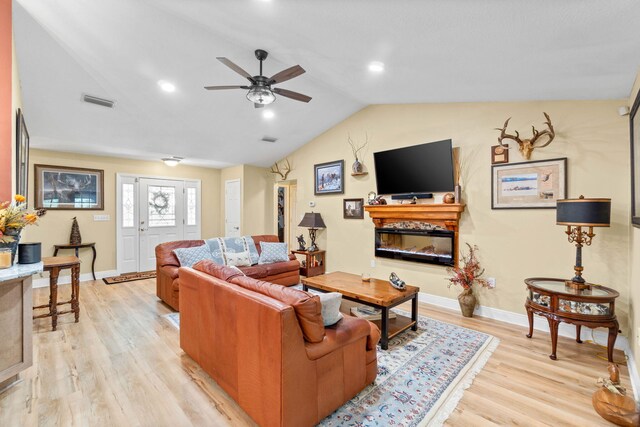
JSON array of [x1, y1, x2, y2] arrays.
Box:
[[32, 270, 118, 288], [418, 291, 629, 351], [626, 347, 640, 402]]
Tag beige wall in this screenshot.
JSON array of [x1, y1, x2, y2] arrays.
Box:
[[285, 100, 631, 330], [22, 149, 221, 275], [628, 70, 640, 372], [219, 164, 275, 237]]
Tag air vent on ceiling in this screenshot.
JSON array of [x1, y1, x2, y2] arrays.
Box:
[[261, 136, 278, 143], [82, 94, 115, 108]]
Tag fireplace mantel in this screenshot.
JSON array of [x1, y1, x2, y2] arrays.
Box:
[[364, 203, 466, 266]]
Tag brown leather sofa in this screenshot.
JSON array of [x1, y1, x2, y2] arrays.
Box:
[[179, 261, 380, 427], [155, 235, 300, 311]]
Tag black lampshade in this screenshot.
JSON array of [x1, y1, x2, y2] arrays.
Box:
[[298, 212, 326, 229], [556, 196, 611, 227]]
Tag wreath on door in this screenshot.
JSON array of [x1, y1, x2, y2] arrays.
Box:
[[149, 189, 171, 215]]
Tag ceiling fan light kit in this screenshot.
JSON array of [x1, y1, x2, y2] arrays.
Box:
[[205, 49, 311, 107]]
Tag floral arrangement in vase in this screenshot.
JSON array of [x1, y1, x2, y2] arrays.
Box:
[[446, 243, 494, 317], [0, 195, 45, 265]]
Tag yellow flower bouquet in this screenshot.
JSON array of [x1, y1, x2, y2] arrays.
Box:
[[0, 194, 45, 243]]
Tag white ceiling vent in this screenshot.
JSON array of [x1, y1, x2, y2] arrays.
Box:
[[261, 136, 278, 143], [82, 94, 115, 108]]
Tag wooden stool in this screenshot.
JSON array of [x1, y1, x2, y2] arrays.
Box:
[[33, 256, 81, 331]]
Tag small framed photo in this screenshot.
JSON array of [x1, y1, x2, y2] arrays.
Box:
[[491, 158, 567, 209], [314, 160, 344, 195], [491, 144, 509, 164], [35, 164, 105, 210], [343, 198, 364, 219]]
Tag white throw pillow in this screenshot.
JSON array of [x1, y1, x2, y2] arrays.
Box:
[[225, 251, 252, 267], [318, 292, 344, 326]]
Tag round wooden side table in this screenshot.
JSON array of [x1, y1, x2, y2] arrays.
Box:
[[524, 277, 619, 362]]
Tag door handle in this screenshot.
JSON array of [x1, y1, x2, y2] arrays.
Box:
[[140, 228, 147, 232]]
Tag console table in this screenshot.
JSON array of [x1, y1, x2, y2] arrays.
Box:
[[524, 277, 619, 362], [53, 242, 96, 280]]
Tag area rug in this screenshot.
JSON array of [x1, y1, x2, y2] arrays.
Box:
[[103, 270, 156, 285], [163, 310, 498, 426]]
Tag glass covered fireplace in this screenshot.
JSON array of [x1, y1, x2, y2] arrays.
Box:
[[375, 226, 455, 266]]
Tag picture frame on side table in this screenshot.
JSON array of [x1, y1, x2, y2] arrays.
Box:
[[491, 157, 567, 209], [343, 198, 364, 219], [631, 89, 640, 227], [15, 108, 29, 200], [314, 160, 344, 195], [34, 164, 105, 210]]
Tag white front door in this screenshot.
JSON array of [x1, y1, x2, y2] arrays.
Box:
[[225, 179, 241, 237], [139, 178, 184, 272]]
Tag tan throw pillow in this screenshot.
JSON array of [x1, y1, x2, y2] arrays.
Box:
[[225, 251, 252, 267]]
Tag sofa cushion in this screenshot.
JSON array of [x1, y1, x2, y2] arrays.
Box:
[[258, 242, 289, 264], [193, 260, 245, 282], [318, 292, 344, 326], [156, 239, 205, 268], [225, 251, 252, 267], [238, 264, 268, 279], [229, 275, 325, 343], [252, 235, 279, 253], [262, 259, 300, 277], [173, 244, 213, 268], [206, 236, 259, 265]]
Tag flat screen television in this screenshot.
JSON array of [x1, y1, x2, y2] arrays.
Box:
[[373, 139, 455, 195]]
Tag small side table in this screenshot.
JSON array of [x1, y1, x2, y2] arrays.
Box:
[[54, 242, 96, 280], [291, 250, 325, 277], [524, 277, 620, 362], [34, 256, 81, 331]]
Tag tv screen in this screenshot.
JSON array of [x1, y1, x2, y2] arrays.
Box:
[[373, 139, 455, 195]]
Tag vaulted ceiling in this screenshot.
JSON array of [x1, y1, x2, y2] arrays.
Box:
[[13, 0, 640, 168]]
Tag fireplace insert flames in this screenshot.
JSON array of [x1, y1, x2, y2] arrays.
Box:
[[374, 227, 454, 266]]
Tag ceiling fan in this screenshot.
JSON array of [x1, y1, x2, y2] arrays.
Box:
[[205, 49, 312, 108]]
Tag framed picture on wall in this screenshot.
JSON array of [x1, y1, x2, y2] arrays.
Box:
[[491, 158, 567, 209], [15, 108, 29, 200], [631, 89, 640, 227], [314, 160, 344, 195], [34, 164, 104, 210], [343, 198, 364, 219]]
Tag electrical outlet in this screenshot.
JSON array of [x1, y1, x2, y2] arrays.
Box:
[[487, 277, 496, 288], [370, 259, 376, 268], [309, 201, 316, 208], [93, 214, 110, 221]]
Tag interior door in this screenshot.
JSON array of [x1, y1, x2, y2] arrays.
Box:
[[225, 179, 241, 237], [139, 178, 184, 271]]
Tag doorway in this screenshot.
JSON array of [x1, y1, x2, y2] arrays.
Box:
[[116, 175, 201, 273], [225, 179, 241, 237], [274, 181, 297, 247]]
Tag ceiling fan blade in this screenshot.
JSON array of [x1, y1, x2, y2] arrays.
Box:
[[273, 87, 312, 103], [254, 103, 265, 109], [204, 85, 249, 90], [269, 65, 305, 84], [216, 57, 255, 82]]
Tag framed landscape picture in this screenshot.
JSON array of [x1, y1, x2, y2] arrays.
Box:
[[15, 108, 29, 200], [491, 158, 567, 209], [314, 160, 344, 195], [631, 88, 640, 227], [34, 164, 104, 210], [343, 198, 364, 219]]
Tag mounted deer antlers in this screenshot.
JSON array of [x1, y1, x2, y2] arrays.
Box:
[[495, 112, 555, 160], [270, 158, 292, 181]]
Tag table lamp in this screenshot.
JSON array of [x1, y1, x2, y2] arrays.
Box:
[[298, 212, 326, 252], [556, 195, 611, 290]]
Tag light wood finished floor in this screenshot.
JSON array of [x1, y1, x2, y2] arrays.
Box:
[[0, 278, 627, 426]]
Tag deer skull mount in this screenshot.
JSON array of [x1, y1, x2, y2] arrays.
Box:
[[270, 158, 292, 181], [495, 112, 555, 160]]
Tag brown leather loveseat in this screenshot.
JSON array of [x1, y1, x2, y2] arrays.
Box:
[[155, 235, 300, 311], [179, 261, 380, 427]]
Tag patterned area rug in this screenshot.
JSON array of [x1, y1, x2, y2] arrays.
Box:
[[103, 271, 156, 285], [162, 310, 498, 426]]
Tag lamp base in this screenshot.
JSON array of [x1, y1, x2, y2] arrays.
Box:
[[565, 280, 591, 291]]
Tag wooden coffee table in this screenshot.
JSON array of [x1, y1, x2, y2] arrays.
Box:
[[302, 271, 419, 349]]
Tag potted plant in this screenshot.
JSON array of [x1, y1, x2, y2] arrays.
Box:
[[446, 243, 493, 317], [0, 195, 45, 265]]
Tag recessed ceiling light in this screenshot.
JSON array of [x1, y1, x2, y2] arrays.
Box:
[[158, 80, 176, 93], [162, 157, 182, 166], [368, 61, 385, 73], [263, 110, 275, 119]]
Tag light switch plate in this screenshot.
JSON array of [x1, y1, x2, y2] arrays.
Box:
[[93, 214, 110, 221]]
